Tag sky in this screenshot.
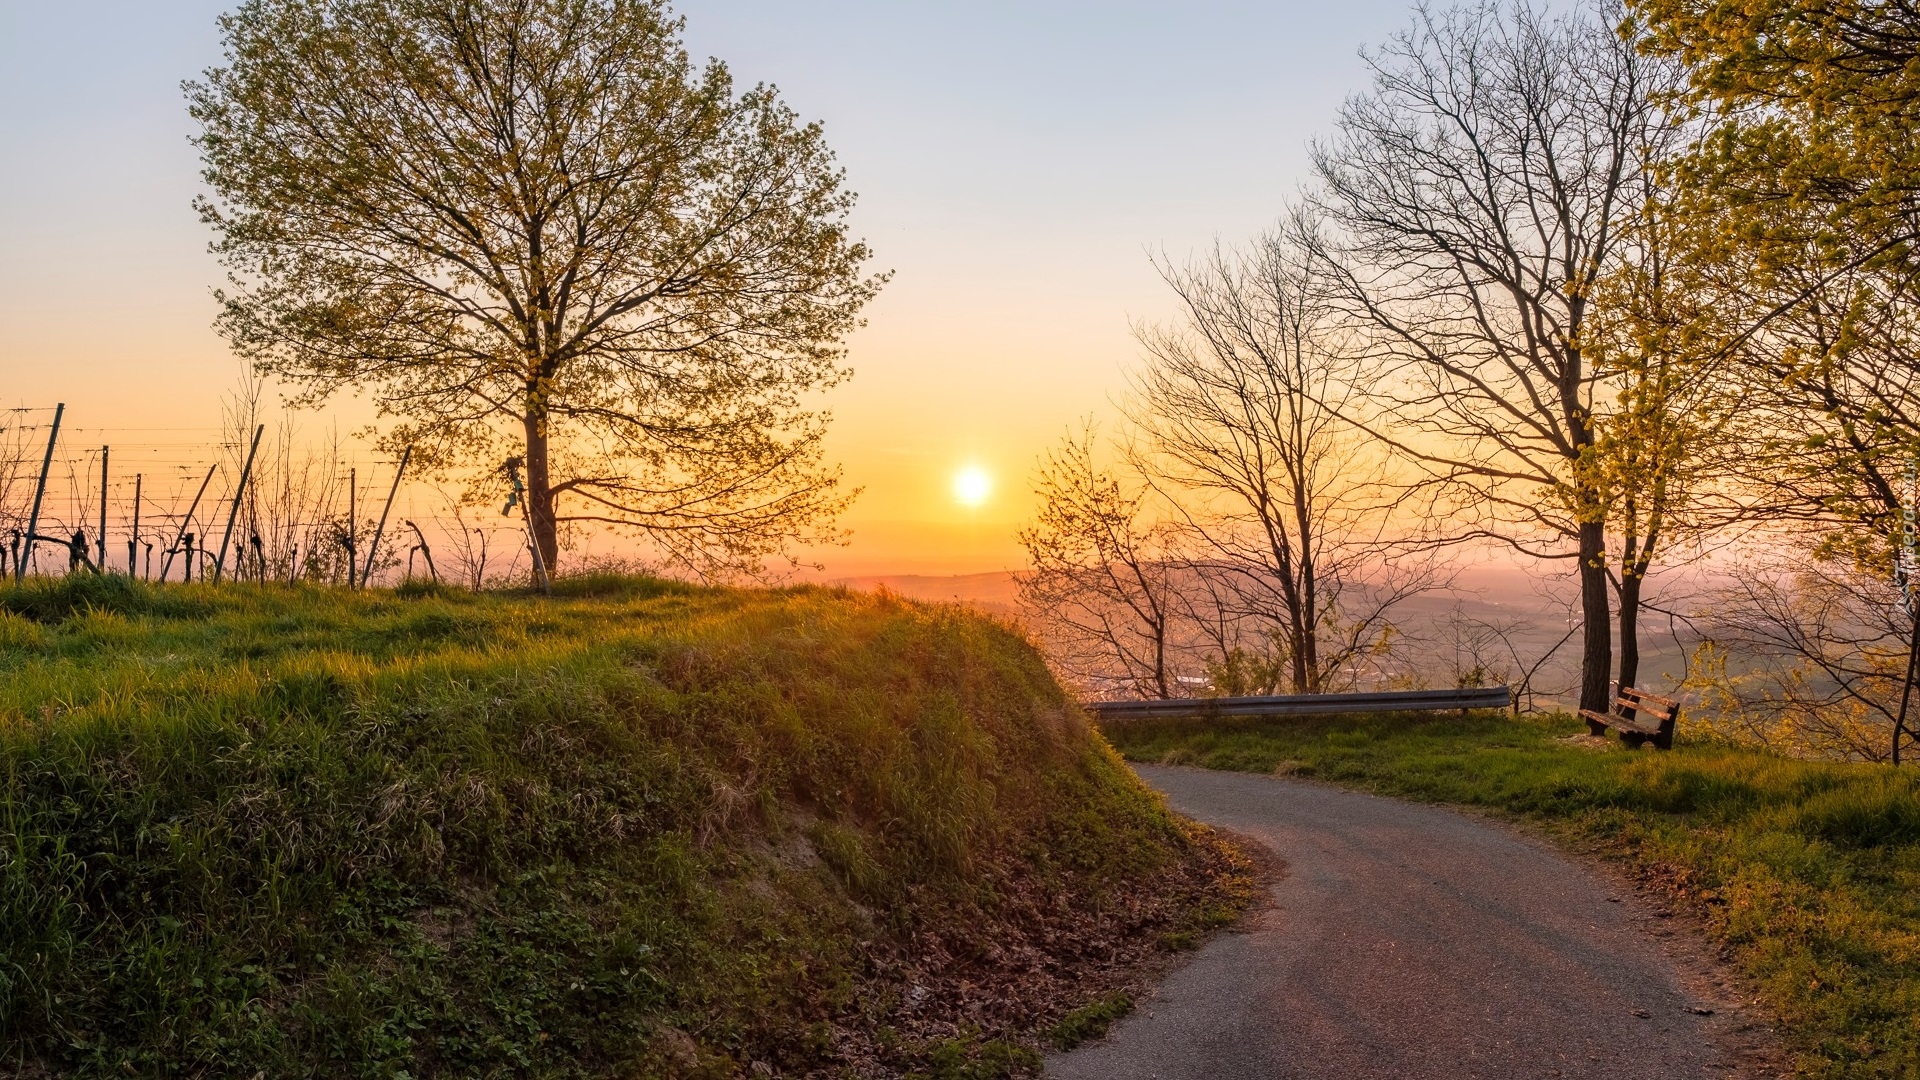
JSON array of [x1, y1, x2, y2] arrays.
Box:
[[0, 0, 1421, 576]]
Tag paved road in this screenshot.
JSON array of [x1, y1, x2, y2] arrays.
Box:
[[1049, 765, 1773, 1080]]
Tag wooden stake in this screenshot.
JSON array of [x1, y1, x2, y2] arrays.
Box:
[[17, 402, 63, 583], [347, 467, 357, 586], [502, 455, 551, 594], [97, 445, 109, 572], [213, 425, 265, 583], [129, 473, 142, 578], [161, 464, 218, 582], [359, 446, 411, 589]]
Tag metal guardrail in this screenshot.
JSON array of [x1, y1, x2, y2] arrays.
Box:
[[1083, 686, 1514, 722]]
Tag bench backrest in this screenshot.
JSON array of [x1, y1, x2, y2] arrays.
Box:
[[1615, 686, 1678, 721]]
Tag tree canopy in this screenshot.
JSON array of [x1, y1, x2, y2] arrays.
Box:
[[1637, 0, 1920, 261], [189, 0, 883, 574]]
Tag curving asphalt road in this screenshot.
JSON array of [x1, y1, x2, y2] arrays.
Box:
[[1048, 765, 1779, 1080]]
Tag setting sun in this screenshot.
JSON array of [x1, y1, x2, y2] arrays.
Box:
[[952, 465, 993, 507]]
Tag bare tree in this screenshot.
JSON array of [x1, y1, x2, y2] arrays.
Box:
[[190, 0, 882, 577], [1128, 225, 1435, 693], [213, 371, 367, 584], [1412, 590, 1583, 711], [439, 497, 499, 592], [1690, 548, 1915, 761], [1017, 426, 1191, 700], [1309, 0, 1682, 712], [0, 411, 44, 551]]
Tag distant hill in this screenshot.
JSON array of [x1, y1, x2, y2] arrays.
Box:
[[829, 563, 1700, 702], [829, 570, 1024, 618]]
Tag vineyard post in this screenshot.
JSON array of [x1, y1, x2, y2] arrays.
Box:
[[359, 446, 410, 589], [346, 467, 357, 585], [97, 445, 108, 571], [129, 473, 142, 578], [213, 424, 264, 583], [161, 464, 217, 582], [17, 402, 63, 583]]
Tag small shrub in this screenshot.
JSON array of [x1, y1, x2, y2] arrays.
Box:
[[393, 578, 474, 602], [910, 1037, 1043, 1079], [810, 820, 888, 900], [544, 571, 691, 600]]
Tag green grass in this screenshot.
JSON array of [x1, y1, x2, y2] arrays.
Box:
[[0, 574, 1241, 1078], [1045, 992, 1133, 1050], [1106, 711, 1920, 1079]]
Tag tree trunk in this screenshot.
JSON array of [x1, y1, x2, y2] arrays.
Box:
[[1287, 622, 1311, 695], [1578, 520, 1613, 715], [1617, 569, 1643, 694], [1298, 565, 1322, 692], [523, 410, 559, 574], [1152, 617, 1171, 700]]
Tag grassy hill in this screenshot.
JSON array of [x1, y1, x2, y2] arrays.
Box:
[[1107, 712, 1920, 1079], [0, 575, 1246, 1079]]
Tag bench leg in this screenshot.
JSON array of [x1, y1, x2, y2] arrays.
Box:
[[1585, 715, 1608, 737], [1653, 714, 1676, 750]]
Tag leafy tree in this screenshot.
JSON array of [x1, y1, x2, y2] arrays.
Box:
[[189, 0, 882, 575], [1634, 1, 1920, 757], [1633, 0, 1920, 541], [1584, 199, 1744, 692], [1636, 0, 1920, 268]]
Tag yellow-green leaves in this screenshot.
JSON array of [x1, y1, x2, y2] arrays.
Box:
[[189, 0, 882, 576]]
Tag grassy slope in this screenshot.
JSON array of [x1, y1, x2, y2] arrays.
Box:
[[0, 575, 1245, 1079], [1106, 712, 1920, 1079]]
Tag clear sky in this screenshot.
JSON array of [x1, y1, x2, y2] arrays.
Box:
[[0, 0, 1418, 576]]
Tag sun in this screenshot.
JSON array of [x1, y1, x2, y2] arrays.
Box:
[[952, 465, 993, 507]]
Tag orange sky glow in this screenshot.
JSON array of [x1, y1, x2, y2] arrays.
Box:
[[0, 0, 1416, 578]]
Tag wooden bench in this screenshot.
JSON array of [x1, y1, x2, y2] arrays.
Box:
[[1580, 686, 1680, 749]]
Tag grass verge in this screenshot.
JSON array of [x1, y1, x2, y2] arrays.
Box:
[[1045, 992, 1134, 1051], [1105, 710, 1920, 1080], [0, 573, 1249, 1078]]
